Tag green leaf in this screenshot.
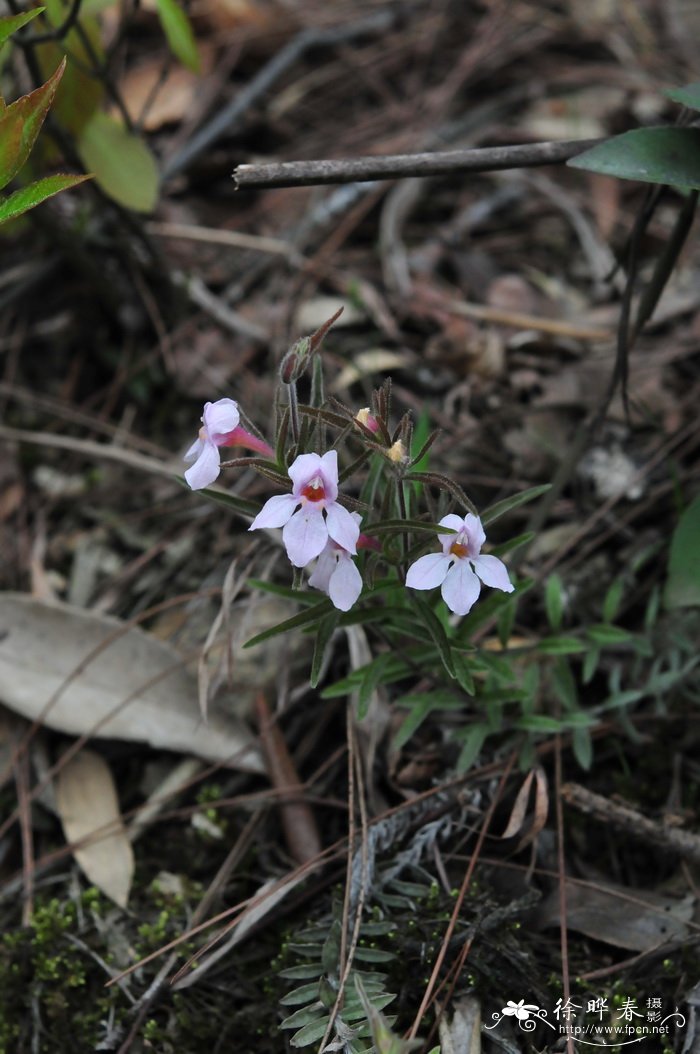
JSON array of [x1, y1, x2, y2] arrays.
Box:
[[586, 623, 633, 645], [582, 646, 600, 685], [568, 127, 700, 189], [602, 578, 625, 623], [0, 8, 45, 48], [310, 610, 338, 689], [0, 58, 65, 191], [279, 981, 321, 1007], [454, 724, 488, 773], [363, 518, 456, 535], [665, 82, 700, 111], [664, 494, 700, 608], [572, 726, 593, 770], [537, 636, 587, 655], [551, 657, 578, 710], [356, 652, 391, 719], [280, 1002, 325, 1031], [392, 691, 462, 750], [544, 573, 564, 632], [489, 531, 534, 557], [189, 483, 259, 517], [77, 112, 159, 212], [480, 484, 551, 527], [244, 599, 332, 649], [516, 714, 565, 733], [452, 651, 475, 695], [411, 597, 456, 678], [156, 0, 201, 73], [0, 172, 90, 225]]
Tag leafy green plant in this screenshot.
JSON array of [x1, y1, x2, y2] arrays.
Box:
[[0, 12, 89, 225]]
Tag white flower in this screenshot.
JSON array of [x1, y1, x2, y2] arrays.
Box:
[[406, 513, 514, 616]]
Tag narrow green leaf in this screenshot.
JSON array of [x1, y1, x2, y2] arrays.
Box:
[[357, 652, 390, 719], [516, 714, 565, 733], [0, 8, 45, 48], [598, 689, 644, 711], [481, 484, 551, 527], [572, 726, 593, 770], [665, 82, 700, 111], [156, 0, 201, 73], [363, 518, 456, 535], [551, 656, 578, 710], [247, 579, 319, 605], [537, 636, 587, 655], [454, 724, 488, 773], [586, 623, 633, 645], [544, 573, 563, 632], [452, 651, 475, 695], [489, 531, 535, 557], [602, 578, 625, 623], [0, 58, 65, 191], [280, 1002, 325, 1030], [568, 127, 700, 189], [412, 597, 456, 678], [279, 981, 321, 1007], [392, 691, 462, 750], [244, 599, 332, 649], [664, 494, 700, 609], [582, 646, 600, 685], [310, 610, 338, 688], [0, 172, 89, 225], [180, 478, 258, 517], [77, 112, 159, 212]]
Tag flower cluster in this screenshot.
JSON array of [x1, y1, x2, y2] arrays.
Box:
[[184, 399, 514, 613]]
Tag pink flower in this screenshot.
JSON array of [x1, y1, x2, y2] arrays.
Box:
[[249, 450, 360, 568], [406, 513, 514, 616], [184, 399, 273, 490], [308, 513, 363, 611]]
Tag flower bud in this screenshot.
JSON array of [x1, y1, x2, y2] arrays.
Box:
[[386, 440, 407, 464], [280, 336, 311, 384], [354, 407, 379, 434]]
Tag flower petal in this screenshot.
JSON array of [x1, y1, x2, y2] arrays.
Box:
[[203, 398, 239, 439], [438, 513, 465, 533], [328, 554, 363, 611], [184, 437, 204, 463], [463, 513, 486, 552], [249, 493, 298, 530], [472, 554, 514, 593], [406, 552, 452, 590], [325, 501, 360, 554], [318, 449, 339, 501], [283, 506, 328, 567], [184, 441, 221, 490], [438, 513, 466, 551], [308, 547, 337, 592], [441, 560, 481, 615], [288, 452, 324, 495]]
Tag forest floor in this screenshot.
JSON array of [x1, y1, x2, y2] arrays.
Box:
[[1, 1, 699, 1051]]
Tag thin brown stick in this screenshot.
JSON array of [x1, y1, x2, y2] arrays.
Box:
[[234, 138, 602, 190]]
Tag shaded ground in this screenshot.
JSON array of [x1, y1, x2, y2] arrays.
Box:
[[1, 0, 700, 1051]]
